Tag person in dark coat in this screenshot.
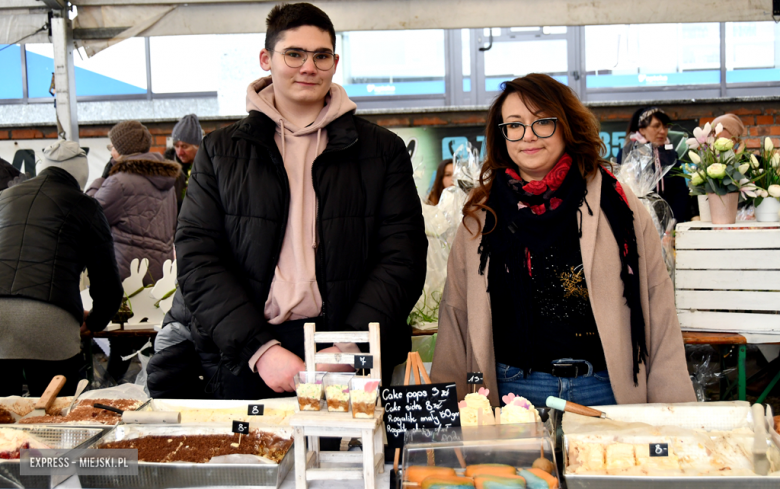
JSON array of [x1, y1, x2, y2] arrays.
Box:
[[617, 107, 691, 223], [0, 157, 21, 190], [0, 141, 123, 396], [174, 3, 426, 400]]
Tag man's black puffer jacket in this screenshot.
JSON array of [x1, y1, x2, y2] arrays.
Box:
[[0, 167, 124, 330], [176, 110, 427, 383]]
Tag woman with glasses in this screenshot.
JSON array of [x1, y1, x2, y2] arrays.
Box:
[[430, 74, 694, 408]]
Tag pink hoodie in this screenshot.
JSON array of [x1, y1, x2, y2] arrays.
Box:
[[245, 76, 357, 368]]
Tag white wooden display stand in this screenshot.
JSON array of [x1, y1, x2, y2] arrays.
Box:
[[289, 322, 385, 489], [675, 221, 780, 335]]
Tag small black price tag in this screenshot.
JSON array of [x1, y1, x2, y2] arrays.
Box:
[[247, 404, 264, 416], [232, 421, 249, 434], [354, 354, 373, 370], [649, 443, 669, 457], [467, 372, 484, 384]]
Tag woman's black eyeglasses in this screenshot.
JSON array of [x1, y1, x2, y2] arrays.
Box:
[[498, 117, 558, 142]]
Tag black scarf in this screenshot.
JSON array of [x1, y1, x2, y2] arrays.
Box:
[[479, 157, 648, 384]]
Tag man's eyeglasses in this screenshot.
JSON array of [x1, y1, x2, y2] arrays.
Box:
[[273, 48, 338, 71], [498, 117, 558, 142]]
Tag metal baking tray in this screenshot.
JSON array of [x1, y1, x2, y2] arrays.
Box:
[[13, 399, 152, 429], [79, 424, 294, 488], [562, 436, 778, 489], [562, 402, 780, 488], [0, 425, 109, 489]]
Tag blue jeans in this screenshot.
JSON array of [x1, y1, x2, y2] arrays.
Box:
[[496, 360, 617, 408]]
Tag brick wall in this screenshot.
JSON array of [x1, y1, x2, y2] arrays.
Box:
[[0, 120, 234, 154], [1, 98, 778, 149]]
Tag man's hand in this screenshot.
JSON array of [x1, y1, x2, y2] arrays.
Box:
[[316, 345, 358, 372], [255, 345, 305, 393]]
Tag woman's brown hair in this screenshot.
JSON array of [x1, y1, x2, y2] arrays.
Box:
[[462, 73, 606, 235], [427, 159, 453, 205]]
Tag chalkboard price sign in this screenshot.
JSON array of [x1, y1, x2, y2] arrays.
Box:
[[232, 421, 249, 434], [649, 443, 669, 457], [354, 354, 373, 370], [381, 383, 461, 450], [247, 404, 264, 416], [466, 372, 484, 384]]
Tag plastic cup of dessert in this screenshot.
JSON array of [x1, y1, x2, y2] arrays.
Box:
[[323, 373, 355, 413], [349, 376, 380, 419], [294, 371, 326, 411]]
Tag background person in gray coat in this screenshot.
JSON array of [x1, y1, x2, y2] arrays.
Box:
[[87, 121, 181, 286]]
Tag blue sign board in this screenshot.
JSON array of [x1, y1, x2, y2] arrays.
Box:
[[586, 70, 720, 89]]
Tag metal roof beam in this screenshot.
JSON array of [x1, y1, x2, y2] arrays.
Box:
[[73, 27, 130, 39], [39, 0, 68, 9]]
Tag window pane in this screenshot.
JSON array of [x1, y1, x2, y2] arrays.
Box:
[[26, 44, 55, 98], [74, 38, 147, 95], [151, 34, 235, 93], [0, 45, 23, 99], [726, 22, 780, 84], [26, 40, 147, 98], [585, 23, 721, 89], [339, 30, 445, 97], [484, 39, 568, 92], [462, 28, 471, 77]]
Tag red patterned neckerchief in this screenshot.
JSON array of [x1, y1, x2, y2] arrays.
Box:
[[505, 153, 573, 215]]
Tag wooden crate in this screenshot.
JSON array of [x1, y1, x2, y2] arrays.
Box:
[[675, 221, 780, 335]]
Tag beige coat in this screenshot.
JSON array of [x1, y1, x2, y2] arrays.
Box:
[[430, 170, 696, 406]]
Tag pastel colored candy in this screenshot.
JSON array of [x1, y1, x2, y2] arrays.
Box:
[[421, 475, 475, 489], [406, 466, 457, 483], [465, 464, 517, 478], [518, 469, 557, 489], [474, 474, 527, 489], [526, 468, 558, 489]]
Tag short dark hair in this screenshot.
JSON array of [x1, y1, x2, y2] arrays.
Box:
[[265, 3, 336, 52]]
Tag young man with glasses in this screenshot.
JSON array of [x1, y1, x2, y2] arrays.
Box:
[[172, 2, 426, 399]]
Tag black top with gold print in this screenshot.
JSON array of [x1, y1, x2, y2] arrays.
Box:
[[490, 219, 607, 373]]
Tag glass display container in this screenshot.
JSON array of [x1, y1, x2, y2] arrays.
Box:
[[349, 376, 380, 419], [323, 373, 354, 413], [400, 423, 559, 489], [294, 371, 326, 411]]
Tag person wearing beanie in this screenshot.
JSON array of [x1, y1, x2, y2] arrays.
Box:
[[711, 113, 746, 149], [164, 114, 202, 213], [87, 122, 182, 382], [0, 140, 124, 396], [88, 122, 181, 285]]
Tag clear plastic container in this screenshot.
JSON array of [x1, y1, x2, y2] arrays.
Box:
[[400, 424, 558, 489], [294, 371, 325, 411], [323, 373, 354, 413], [349, 376, 380, 419]]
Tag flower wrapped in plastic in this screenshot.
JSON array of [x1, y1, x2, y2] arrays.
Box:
[[615, 140, 677, 281], [411, 142, 480, 330]]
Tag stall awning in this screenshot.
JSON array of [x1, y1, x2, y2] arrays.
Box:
[[3, 0, 777, 49]]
